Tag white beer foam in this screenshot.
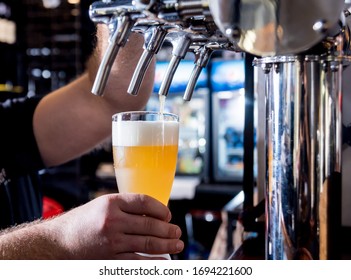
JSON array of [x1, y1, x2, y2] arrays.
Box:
[[112, 121, 179, 146]]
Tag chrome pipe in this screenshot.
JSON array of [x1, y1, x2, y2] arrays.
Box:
[[255, 55, 344, 259]]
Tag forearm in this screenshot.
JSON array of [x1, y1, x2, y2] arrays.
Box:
[[0, 194, 184, 260], [0, 219, 67, 260], [34, 26, 155, 167]]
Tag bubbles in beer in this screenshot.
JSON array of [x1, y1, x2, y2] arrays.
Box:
[[112, 120, 179, 147]]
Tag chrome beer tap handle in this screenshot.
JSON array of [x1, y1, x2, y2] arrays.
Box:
[[92, 15, 135, 96], [158, 32, 192, 97], [128, 25, 168, 96], [89, 2, 145, 96], [183, 45, 213, 101]]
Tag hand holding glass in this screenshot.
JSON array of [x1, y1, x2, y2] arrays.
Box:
[[112, 111, 179, 258]]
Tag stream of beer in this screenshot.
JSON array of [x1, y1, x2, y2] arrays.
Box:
[[159, 94, 165, 120]]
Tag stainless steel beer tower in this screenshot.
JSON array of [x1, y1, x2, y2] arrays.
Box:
[[89, 0, 351, 259], [255, 55, 345, 259]]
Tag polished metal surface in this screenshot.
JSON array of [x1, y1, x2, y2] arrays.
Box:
[[89, 1, 144, 96], [158, 32, 192, 96], [183, 46, 213, 101], [209, 0, 346, 56], [128, 25, 167, 95], [90, 0, 230, 97], [254, 55, 346, 259], [92, 15, 135, 96]]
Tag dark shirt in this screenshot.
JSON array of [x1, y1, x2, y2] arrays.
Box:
[[0, 97, 45, 230]]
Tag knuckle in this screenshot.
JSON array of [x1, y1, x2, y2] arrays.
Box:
[[168, 224, 176, 238], [144, 236, 154, 252], [138, 194, 150, 209], [143, 216, 154, 232]]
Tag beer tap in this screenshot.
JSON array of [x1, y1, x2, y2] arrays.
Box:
[[128, 24, 168, 96], [158, 32, 192, 97], [182, 35, 238, 102], [183, 45, 213, 101], [89, 1, 144, 96]]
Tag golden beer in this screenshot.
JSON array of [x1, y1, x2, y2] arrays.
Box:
[[113, 145, 178, 205], [112, 112, 179, 205]]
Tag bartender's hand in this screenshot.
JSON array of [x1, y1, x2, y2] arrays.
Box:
[[59, 193, 184, 259], [0, 194, 183, 260]]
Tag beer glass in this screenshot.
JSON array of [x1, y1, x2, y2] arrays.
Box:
[[112, 111, 179, 259]]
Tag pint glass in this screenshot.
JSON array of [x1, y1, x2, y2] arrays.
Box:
[[112, 111, 179, 206]]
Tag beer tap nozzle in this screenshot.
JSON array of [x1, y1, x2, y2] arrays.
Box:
[[183, 45, 213, 101], [158, 32, 192, 97], [128, 25, 168, 96], [92, 15, 135, 96]]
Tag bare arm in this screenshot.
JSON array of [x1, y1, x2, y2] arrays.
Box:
[[33, 26, 155, 167], [0, 194, 183, 259]]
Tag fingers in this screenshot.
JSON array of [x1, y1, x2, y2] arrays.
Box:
[[113, 202, 184, 255], [122, 214, 181, 239], [111, 193, 172, 222], [95, 193, 185, 258], [114, 217, 185, 256], [116, 235, 184, 256]]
